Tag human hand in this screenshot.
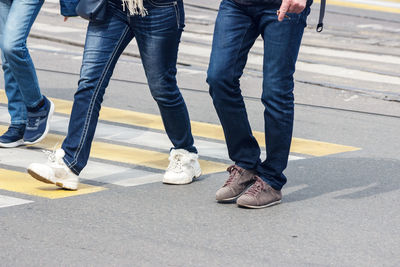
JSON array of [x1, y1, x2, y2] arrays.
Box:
[[278, 0, 307, 21]]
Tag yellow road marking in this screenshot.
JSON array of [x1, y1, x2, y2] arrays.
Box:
[[0, 168, 105, 199], [314, 0, 400, 14], [0, 90, 360, 156]]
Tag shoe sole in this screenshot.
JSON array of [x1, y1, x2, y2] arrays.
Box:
[[27, 168, 78, 191], [24, 99, 55, 145], [55, 182, 78, 191], [162, 170, 202, 185], [27, 169, 54, 184], [0, 139, 25, 148], [237, 200, 282, 209], [217, 191, 245, 203]]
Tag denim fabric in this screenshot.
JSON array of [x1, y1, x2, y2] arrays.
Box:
[[147, 0, 177, 5], [59, 0, 79, 16], [207, 0, 310, 190], [0, 0, 44, 124], [232, 0, 313, 8], [62, 0, 196, 175]]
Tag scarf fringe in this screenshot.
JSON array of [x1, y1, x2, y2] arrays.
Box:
[[122, 0, 148, 16]]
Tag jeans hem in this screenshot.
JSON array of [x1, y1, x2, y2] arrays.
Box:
[[235, 162, 257, 172], [26, 95, 44, 110], [258, 175, 284, 191], [63, 157, 80, 176], [171, 146, 197, 154], [10, 120, 27, 125]]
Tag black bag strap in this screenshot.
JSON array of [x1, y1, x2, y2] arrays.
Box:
[[317, 0, 326, 32]]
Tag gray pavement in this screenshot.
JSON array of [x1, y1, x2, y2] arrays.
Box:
[[0, 0, 399, 266]]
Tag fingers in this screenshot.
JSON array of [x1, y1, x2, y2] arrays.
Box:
[[289, 1, 306, 14], [288, 0, 307, 13], [278, 0, 290, 21], [278, 0, 307, 21]]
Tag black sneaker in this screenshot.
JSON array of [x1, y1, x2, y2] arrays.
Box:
[[0, 124, 26, 148], [23, 96, 54, 145]]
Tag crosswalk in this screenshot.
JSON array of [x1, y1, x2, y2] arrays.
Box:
[[313, 0, 400, 14], [0, 89, 360, 208], [0, 194, 33, 209], [7, 0, 382, 206]]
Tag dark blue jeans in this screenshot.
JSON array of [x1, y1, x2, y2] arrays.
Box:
[[62, 0, 196, 175], [207, 0, 310, 190]]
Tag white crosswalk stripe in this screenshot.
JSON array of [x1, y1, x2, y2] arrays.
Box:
[[32, 22, 83, 33], [0, 195, 33, 209], [341, 0, 400, 9]]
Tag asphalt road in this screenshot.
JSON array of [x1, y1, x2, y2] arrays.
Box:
[[0, 0, 399, 266]]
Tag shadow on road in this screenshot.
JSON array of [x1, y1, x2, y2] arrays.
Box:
[[285, 157, 400, 202]]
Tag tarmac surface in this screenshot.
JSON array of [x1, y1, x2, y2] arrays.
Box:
[[0, 0, 399, 266]]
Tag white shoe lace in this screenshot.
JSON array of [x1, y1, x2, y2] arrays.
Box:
[[167, 152, 193, 173], [167, 154, 183, 172], [42, 144, 63, 165]]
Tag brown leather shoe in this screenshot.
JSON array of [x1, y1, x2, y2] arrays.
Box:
[[237, 176, 282, 209], [216, 165, 256, 202]]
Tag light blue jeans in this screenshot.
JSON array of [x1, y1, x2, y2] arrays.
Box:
[[0, 0, 44, 125]]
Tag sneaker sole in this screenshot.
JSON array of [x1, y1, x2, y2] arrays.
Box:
[[27, 169, 78, 191], [162, 169, 202, 185], [27, 169, 54, 184], [0, 139, 25, 148], [24, 99, 55, 145], [237, 200, 282, 209], [55, 182, 78, 191]]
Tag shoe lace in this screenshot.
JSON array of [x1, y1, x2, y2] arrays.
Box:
[[43, 149, 56, 163], [167, 153, 189, 172], [246, 177, 266, 197], [223, 165, 243, 187], [42, 143, 60, 163]]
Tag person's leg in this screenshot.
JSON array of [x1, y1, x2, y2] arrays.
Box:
[[133, 0, 200, 184], [0, 0, 26, 125], [28, 3, 134, 189], [2, 0, 55, 145], [207, 0, 260, 171], [2, 0, 44, 108], [1, 53, 26, 125], [134, 0, 195, 153], [255, 7, 310, 191], [236, 6, 310, 209], [62, 5, 134, 175], [0, 0, 26, 147], [207, 0, 261, 201]]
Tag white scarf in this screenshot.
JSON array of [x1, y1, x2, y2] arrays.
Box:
[[122, 0, 148, 16]]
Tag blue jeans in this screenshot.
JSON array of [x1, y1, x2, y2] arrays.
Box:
[[0, 0, 44, 124], [62, 0, 197, 175], [207, 0, 310, 190]]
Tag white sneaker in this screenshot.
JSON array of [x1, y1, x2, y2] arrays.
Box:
[[27, 148, 79, 190], [163, 149, 202, 185]]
